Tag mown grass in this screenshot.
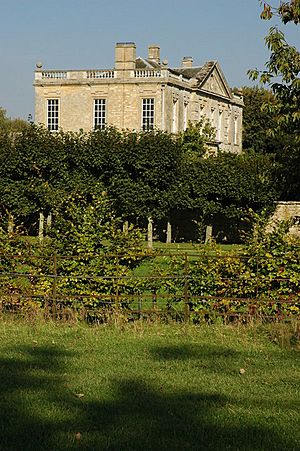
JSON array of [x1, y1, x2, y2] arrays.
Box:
[[0, 318, 299, 450], [152, 242, 244, 252]]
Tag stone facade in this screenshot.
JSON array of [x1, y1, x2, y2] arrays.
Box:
[[34, 42, 243, 153]]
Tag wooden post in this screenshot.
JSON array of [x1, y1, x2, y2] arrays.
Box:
[[166, 221, 172, 244], [7, 213, 14, 234], [205, 225, 213, 244], [147, 217, 153, 249], [39, 212, 44, 241]]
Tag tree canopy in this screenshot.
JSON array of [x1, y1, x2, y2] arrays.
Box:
[[248, 1, 300, 200], [0, 107, 28, 134], [241, 86, 281, 153], [0, 123, 278, 242]]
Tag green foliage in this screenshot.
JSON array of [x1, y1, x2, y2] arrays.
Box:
[[158, 214, 300, 322], [0, 195, 148, 317], [179, 118, 216, 160], [0, 123, 278, 241], [106, 129, 182, 221], [0, 107, 28, 134], [260, 1, 300, 24], [1, 206, 299, 321], [176, 151, 277, 241], [248, 2, 300, 200], [241, 86, 282, 153]]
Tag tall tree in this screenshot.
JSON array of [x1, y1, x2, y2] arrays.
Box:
[[242, 86, 281, 153], [0, 107, 28, 133], [248, 1, 300, 199]]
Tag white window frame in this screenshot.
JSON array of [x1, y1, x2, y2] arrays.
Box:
[[47, 99, 59, 132], [142, 98, 155, 130], [94, 98, 106, 129]]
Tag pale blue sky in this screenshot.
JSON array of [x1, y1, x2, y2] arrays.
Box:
[[0, 0, 298, 119]]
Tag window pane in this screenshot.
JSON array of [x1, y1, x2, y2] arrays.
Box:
[[47, 99, 59, 131], [94, 99, 106, 129], [142, 98, 154, 130]]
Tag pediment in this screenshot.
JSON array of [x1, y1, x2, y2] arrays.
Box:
[[135, 57, 158, 69], [200, 63, 232, 99]]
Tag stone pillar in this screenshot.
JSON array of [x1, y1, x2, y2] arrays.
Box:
[[8, 214, 14, 234], [166, 221, 172, 244], [147, 217, 153, 249], [123, 221, 129, 235], [39, 212, 44, 241], [205, 225, 213, 244], [46, 213, 52, 229]]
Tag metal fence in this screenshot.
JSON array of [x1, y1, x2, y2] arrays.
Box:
[[0, 250, 299, 322]]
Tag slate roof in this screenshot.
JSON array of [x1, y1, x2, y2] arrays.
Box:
[[135, 57, 161, 69], [170, 61, 216, 85], [135, 57, 216, 87]]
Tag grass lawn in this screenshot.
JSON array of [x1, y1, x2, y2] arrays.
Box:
[[0, 319, 299, 450], [151, 241, 244, 253]]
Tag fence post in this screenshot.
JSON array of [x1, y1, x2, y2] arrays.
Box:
[[46, 213, 52, 234], [166, 221, 172, 244], [8, 213, 14, 234], [205, 225, 213, 244], [52, 253, 57, 319], [39, 213, 44, 242], [152, 288, 157, 310], [184, 252, 190, 323], [147, 217, 153, 249]]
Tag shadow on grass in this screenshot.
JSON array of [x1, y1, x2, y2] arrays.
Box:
[[0, 345, 79, 451], [0, 343, 296, 450], [151, 343, 237, 360]]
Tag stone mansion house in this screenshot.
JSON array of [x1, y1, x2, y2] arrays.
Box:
[[34, 42, 243, 153]]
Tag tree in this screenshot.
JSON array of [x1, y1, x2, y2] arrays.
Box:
[[179, 118, 216, 160], [250, 1, 300, 119], [241, 86, 281, 153], [0, 123, 278, 243], [104, 129, 182, 224], [248, 1, 300, 200], [0, 107, 28, 133]]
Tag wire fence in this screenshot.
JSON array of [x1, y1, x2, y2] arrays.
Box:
[[0, 250, 299, 322]]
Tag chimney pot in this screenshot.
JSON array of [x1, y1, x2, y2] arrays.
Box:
[[115, 42, 136, 70], [182, 56, 193, 68], [148, 45, 160, 64]]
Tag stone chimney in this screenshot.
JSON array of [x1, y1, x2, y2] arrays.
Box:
[[115, 42, 136, 70], [182, 56, 193, 68], [148, 45, 160, 64]]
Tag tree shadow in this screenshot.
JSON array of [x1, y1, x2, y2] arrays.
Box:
[[0, 345, 81, 450], [84, 378, 297, 451], [0, 343, 297, 450], [151, 342, 237, 361]]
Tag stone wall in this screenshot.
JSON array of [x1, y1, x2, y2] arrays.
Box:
[[269, 201, 300, 237]]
